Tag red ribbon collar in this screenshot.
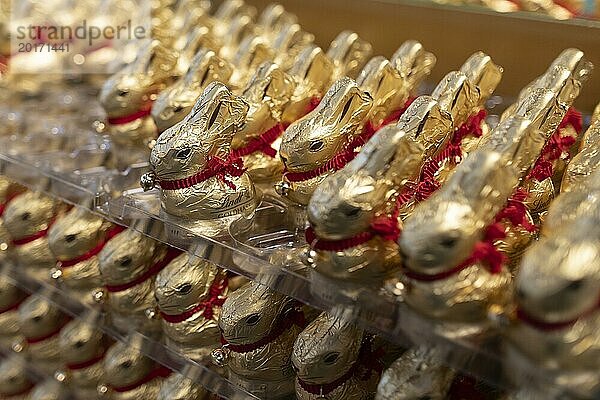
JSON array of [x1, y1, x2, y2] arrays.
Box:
[[231, 123, 285, 159], [11, 220, 55, 247], [0, 192, 22, 217], [57, 225, 126, 269], [66, 351, 106, 370], [404, 223, 507, 282], [25, 317, 71, 344], [297, 336, 384, 396], [0, 295, 28, 315], [110, 365, 172, 393], [528, 108, 581, 182], [105, 248, 181, 293], [160, 275, 228, 323], [220, 306, 306, 354], [158, 156, 245, 191], [517, 297, 600, 332], [107, 105, 153, 126]]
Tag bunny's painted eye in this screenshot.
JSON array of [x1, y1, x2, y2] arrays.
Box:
[[567, 279, 584, 291], [323, 351, 340, 365], [309, 140, 324, 152], [65, 234, 77, 243], [438, 232, 460, 248], [119, 257, 132, 267], [173, 105, 184, 113], [176, 283, 193, 294], [21, 212, 31, 221], [175, 148, 192, 160], [118, 89, 129, 97], [121, 360, 132, 369], [74, 340, 85, 348], [245, 313, 261, 326], [343, 206, 361, 218]]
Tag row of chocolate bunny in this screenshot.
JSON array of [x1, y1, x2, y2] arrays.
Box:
[[0, 177, 518, 400]]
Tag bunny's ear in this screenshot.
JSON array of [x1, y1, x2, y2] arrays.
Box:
[[321, 78, 372, 126], [146, 43, 179, 81], [223, 94, 250, 129], [263, 67, 295, 113]]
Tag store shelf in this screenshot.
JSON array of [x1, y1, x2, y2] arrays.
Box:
[[0, 263, 260, 400], [0, 146, 584, 399]]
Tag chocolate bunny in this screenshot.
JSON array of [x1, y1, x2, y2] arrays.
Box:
[[97, 228, 177, 335], [277, 76, 373, 205], [271, 22, 314, 71], [326, 30, 372, 80], [292, 312, 383, 400], [233, 61, 296, 183], [101, 338, 171, 399], [99, 40, 180, 154], [48, 207, 122, 304], [0, 176, 25, 264], [307, 97, 452, 289], [0, 273, 28, 349], [228, 33, 275, 90], [3, 191, 67, 281], [376, 347, 455, 400], [506, 168, 600, 398], [212, 281, 306, 399], [151, 48, 233, 134], [18, 295, 69, 374], [157, 374, 209, 400], [141, 82, 260, 237], [154, 253, 228, 362], [58, 319, 109, 398], [357, 41, 435, 132], [27, 378, 68, 400], [0, 353, 34, 399]]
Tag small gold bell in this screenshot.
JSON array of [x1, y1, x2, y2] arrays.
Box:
[[211, 346, 230, 367], [140, 171, 157, 191]]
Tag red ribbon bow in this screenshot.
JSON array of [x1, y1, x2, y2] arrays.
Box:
[[494, 188, 536, 232], [160, 275, 228, 323], [107, 105, 153, 125], [159, 156, 245, 191], [11, 220, 55, 247]]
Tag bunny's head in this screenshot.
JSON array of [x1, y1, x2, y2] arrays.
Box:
[[0, 273, 26, 312], [283, 44, 334, 123], [149, 82, 249, 183], [292, 312, 364, 384], [58, 319, 107, 367], [0, 355, 32, 397], [326, 31, 372, 80], [229, 34, 274, 90], [516, 228, 600, 325], [98, 229, 166, 285], [219, 281, 296, 344], [391, 40, 436, 92], [158, 374, 208, 400], [272, 23, 314, 71], [103, 340, 156, 388], [458, 51, 502, 107], [154, 253, 224, 315], [18, 295, 66, 341], [233, 61, 295, 148], [431, 71, 480, 127], [99, 40, 180, 118], [3, 191, 63, 242], [48, 207, 114, 261], [152, 48, 233, 133]]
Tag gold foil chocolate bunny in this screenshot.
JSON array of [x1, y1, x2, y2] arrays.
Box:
[[3, 191, 67, 281], [277, 77, 373, 205], [18, 295, 69, 374], [157, 374, 209, 400], [28, 378, 68, 400], [507, 169, 600, 398], [306, 96, 453, 289], [0, 273, 28, 349], [0, 176, 25, 264], [0, 353, 34, 399], [326, 31, 373, 80], [292, 312, 383, 400], [212, 281, 306, 399], [375, 347, 455, 400], [228, 33, 275, 90], [358, 41, 436, 134], [97, 228, 179, 334], [141, 82, 260, 236], [100, 338, 171, 399], [58, 319, 109, 398], [151, 48, 234, 134], [154, 253, 228, 362], [99, 40, 180, 156], [48, 207, 124, 304], [271, 22, 314, 71], [232, 61, 296, 183], [398, 115, 554, 326]]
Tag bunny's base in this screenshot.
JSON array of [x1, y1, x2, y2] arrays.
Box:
[[109, 312, 162, 339], [159, 208, 244, 240], [164, 337, 219, 365], [229, 373, 296, 400]]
